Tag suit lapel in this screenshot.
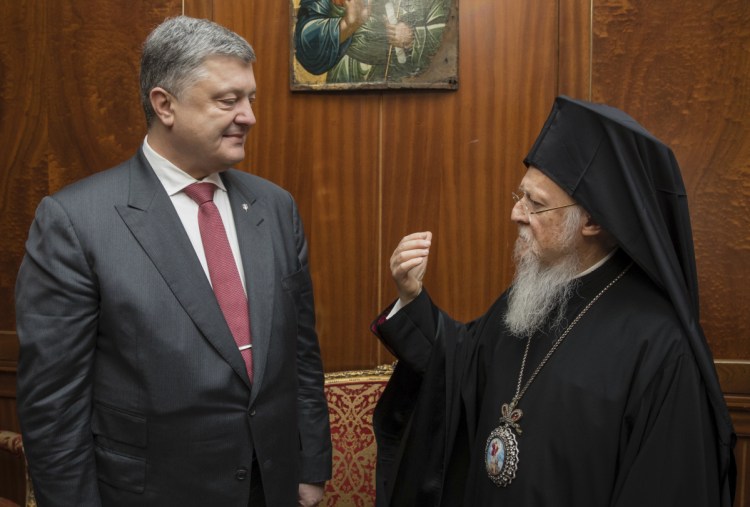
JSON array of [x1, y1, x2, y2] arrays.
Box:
[[222, 172, 275, 402], [114, 153, 252, 389]]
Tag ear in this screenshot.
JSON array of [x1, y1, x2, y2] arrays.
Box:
[[149, 87, 175, 127], [581, 213, 603, 237]]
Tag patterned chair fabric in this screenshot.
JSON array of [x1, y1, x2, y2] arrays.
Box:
[[0, 430, 36, 507], [322, 364, 394, 507]]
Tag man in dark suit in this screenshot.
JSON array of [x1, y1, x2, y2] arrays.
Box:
[[15, 16, 331, 506]]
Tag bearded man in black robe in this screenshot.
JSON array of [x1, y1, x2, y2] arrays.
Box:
[[371, 96, 735, 506]]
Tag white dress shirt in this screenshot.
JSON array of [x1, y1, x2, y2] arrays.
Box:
[[142, 137, 247, 292]]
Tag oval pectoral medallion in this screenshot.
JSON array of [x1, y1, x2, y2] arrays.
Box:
[[485, 424, 520, 487]]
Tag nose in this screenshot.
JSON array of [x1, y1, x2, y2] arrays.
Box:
[[511, 198, 529, 224], [235, 97, 256, 126]]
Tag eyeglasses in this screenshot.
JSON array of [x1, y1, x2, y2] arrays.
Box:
[[511, 192, 577, 216]]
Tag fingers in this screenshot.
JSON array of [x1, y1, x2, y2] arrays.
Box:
[[297, 483, 325, 507], [389, 232, 432, 303], [390, 232, 431, 273], [387, 23, 414, 48], [399, 231, 433, 247], [398, 231, 432, 252]]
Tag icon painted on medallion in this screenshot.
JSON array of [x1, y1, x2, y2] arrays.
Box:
[[486, 437, 505, 475], [485, 425, 519, 487]]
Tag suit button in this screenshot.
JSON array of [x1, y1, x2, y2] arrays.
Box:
[[248, 409, 256, 417], [235, 467, 248, 481]]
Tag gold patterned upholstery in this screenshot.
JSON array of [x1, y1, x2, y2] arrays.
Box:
[[322, 364, 393, 507], [0, 430, 36, 507]]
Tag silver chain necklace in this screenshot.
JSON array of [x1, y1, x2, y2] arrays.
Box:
[[485, 263, 632, 487]]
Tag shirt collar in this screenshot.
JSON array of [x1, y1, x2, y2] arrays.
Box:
[[142, 136, 226, 196], [575, 247, 618, 279]]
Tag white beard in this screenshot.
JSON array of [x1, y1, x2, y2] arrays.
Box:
[[504, 209, 584, 337]]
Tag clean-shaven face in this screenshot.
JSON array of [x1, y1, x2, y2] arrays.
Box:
[[168, 55, 257, 177]]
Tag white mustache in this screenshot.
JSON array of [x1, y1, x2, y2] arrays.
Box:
[[517, 227, 532, 242]]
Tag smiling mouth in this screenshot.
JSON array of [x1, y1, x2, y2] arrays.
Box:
[[223, 133, 247, 144]]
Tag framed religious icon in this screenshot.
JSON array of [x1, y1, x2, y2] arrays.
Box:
[[290, 0, 458, 91]]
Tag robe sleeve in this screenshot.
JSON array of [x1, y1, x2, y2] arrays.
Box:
[[371, 291, 444, 506], [371, 290, 484, 506], [611, 351, 722, 506], [294, 0, 353, 75], [373, 291, 438, 373]]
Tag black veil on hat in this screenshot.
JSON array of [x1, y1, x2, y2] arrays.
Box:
[[524, 95, 735, 504]]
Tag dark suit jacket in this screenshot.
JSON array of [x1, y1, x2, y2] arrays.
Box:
[[15, 150, 332, 506]]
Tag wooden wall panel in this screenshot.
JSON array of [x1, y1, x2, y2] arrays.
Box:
[[184, 0, 214, 20], [591, 0, 750, 360], [559, 0, 592, 99], [0, 1, 48, 367], [381, 0, 560, 322], [48, 0, 183, 193], [207, 3, 383, 370]]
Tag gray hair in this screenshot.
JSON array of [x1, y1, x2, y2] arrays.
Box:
[[140, 16, 256, 126], [560, 203, 587, 241]]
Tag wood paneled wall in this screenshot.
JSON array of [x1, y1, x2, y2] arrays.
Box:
[[591, 0, 750, 361], [206, 0, 561, 371], [1, 0, 748, 504]]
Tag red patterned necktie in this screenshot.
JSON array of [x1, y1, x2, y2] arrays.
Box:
[[184, 182, 253, 382]]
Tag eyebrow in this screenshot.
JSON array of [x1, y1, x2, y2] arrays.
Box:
[[214, 86, 256, 96]]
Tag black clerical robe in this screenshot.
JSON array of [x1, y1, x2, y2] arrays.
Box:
[[373, 251, 722, 506]]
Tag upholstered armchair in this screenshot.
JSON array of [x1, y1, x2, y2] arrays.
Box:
[[322, 364, 394, 507], [0, 430, 35, 507]]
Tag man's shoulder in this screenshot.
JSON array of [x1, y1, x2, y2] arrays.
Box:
[[599, 264, 691, 353], [616, 264, 679, 317], [52, 154, 139, 202]]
